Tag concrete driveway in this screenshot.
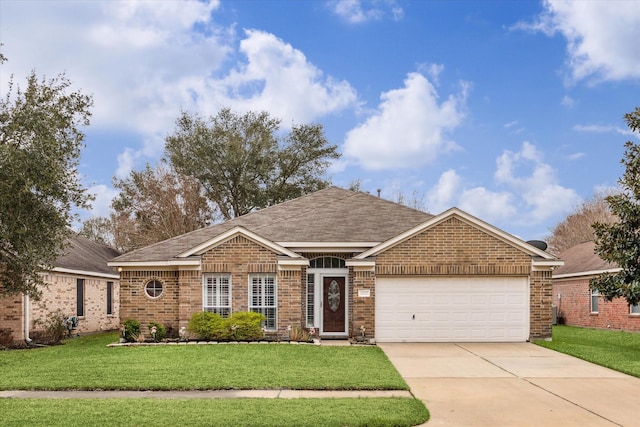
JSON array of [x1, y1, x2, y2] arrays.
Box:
[[379, 342, 640, 427]]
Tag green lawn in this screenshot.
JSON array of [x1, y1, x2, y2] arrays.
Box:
[[0, 397, 429, 427], [0, 332, 407, 390], [0, 332, 429, 426], [535, 325, 640, 377]]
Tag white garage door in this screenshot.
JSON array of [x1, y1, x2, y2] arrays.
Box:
[[375, 277, 529, 342]]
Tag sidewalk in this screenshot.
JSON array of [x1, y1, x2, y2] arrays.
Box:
[[0, 389, 412, 399]]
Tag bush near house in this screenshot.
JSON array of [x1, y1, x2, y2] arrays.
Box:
[[187, 311, 265, 341], [121, 319, 140, 342]]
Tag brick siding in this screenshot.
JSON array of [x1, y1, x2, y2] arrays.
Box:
[[553, 277, 640, 332], [118, 218, 553, 341]]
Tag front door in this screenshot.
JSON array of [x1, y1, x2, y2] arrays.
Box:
[[322, 276, 346, 333]]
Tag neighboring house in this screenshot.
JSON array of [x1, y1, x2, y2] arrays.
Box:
[[0, 235, 121, 343], [109, 187, 562, 343], [553, 241, 640, 332]]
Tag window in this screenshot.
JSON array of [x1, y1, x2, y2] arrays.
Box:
[[249, 274, 276, 331], [145, 279, 163, 299], [203, 274, 231, 317], [306, 274, 315, 327], [590, 289, 599, 313], [631, 304, 640, 315], [309, 257, 345, 269], [106, 281, 113, 315], [76, 279, 85, 317]]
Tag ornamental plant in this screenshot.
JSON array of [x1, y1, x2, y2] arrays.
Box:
[[121, 319, 140, 343], [147, 321, 166, 342]]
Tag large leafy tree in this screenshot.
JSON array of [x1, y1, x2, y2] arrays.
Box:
[[0, 69, 93, 298], [591, 107, 640, 305], [547, 192, 616, 254], [109, 163, 214, 252], [165, 108, 341, 220]]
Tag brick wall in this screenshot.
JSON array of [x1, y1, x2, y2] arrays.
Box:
[[30, 273, 120, 335], [350, 269, 375, 338], [120, 269, 179, 336], [530, 270, 553, 339], [375, 217, 531, 275], [553, 277, 640, 332], [0, 288, 24, 343]]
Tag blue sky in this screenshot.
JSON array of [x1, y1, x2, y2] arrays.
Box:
[[1, 0, 639, 241]]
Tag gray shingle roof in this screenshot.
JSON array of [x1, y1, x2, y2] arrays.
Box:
[[112, 186, 433, 263], [553, 241, 617, 276], [54, 235, 121, 276]]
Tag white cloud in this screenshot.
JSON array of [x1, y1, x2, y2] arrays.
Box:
[[330, 0, 403, 24], [115, 148, 140, 179], [85, 184, 119, 219], [426, 169, 461, 214], [494, 142, 581, 223], [425, 142, 580, 228], [561, 95, 575, 108], [573, 124, 637, 138], [516, 0, 640, 83], [212, 29, 358, 123], [344, 72, 468, 170], [567, 152, 585, 161]]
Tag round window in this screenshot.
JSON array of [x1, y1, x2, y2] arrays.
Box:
[[144, 280, 163, 298]]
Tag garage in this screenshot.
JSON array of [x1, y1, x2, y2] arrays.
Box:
[[375, 276, 529, 342]]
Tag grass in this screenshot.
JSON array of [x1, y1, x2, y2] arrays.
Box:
[[0, 332, 429, 426], [535, 325, 640, 377], [0, 397, 429, 427], [0, 332, 407, 390]]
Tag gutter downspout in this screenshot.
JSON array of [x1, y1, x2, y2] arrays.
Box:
[[23, 293, 31, 344]]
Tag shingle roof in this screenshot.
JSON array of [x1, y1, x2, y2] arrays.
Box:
[[112, 186, 433, 263], [54, 235, 121, 276], [553, 241, 617, 276]]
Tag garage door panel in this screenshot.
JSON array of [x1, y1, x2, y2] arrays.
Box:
[[376, 277, 529, 342]]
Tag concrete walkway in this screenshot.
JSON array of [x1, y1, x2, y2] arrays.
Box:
[[0, 389, 410, 399], [379, 342, 640, 427]]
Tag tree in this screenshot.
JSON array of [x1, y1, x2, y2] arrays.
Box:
[[0, 69, 93, 298], [78, 216, 115, 248], [109, 163, 214, 252], [591, 107, 640, 306], [546, 192, 617, 254], [165, 108, 341, 220]]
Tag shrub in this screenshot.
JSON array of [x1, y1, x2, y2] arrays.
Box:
[[31, 310, 68, 345], [0, 328, 14, 348], [147, 322, 166, 342], [187, 311, 266, 341], [228, 311, 265, 341], [187, 312, 227, 340], [122, 319, 140, 342], [288, 325, 312, 342]]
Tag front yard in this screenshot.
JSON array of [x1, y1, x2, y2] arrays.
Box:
[[0, 332, 429, 427], [535, 325, 640, 378]]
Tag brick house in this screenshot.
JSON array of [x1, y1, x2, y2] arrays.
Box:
[[553, 241, 640, 332], [109, 187, 561, 342], [0, 235, 121, 344]]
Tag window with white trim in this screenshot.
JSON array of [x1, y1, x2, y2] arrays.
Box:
[[203, 274, 231, 317], [306, 274, 315, 327], [631, 304, 640, 315], [249, 274, 276, 331], [590, 289, 599, 313]]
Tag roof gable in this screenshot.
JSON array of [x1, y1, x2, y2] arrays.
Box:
[[355, 207, 560, 261], [177, 226, 302, 259]]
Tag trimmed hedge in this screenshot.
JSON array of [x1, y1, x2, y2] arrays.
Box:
[[187, 311, 265, 341]]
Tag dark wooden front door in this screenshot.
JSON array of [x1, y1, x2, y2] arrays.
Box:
[[323, 276, 346, 333]]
